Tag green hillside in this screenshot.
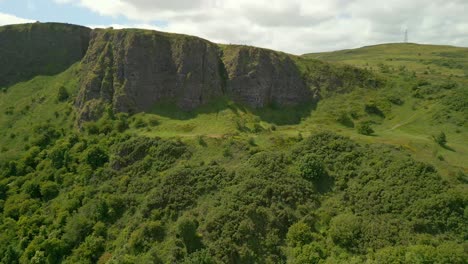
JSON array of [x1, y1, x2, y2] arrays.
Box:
[[0, 24, 466, 263], [303, 43, 468, 178]]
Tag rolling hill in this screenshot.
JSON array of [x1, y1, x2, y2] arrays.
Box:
[[0, 23, 466, 263]]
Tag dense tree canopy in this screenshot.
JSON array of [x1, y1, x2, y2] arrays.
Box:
[[0, 129, 465, 263]]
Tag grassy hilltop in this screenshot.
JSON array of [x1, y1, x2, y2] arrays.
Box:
[[0, 24, 466, 263]]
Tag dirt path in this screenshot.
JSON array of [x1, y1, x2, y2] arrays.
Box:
[[386, 111, 420, 132]]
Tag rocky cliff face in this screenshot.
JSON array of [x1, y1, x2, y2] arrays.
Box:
[[0, 23, 90, 87], [222, 46, 309, 108], [76, 29, 225, 120], [76, 28, 310, 121]]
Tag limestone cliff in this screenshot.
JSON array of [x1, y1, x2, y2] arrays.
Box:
[[0, 23, 90, 87]]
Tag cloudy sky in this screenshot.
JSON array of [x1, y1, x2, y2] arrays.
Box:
[[1, 0, 467, 54]]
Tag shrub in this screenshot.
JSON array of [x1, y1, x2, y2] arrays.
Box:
[[182, 249, 214, 264], [134, 118, 147, 128], [222, 147, 232, 158], [329, 213, 362, 250], [32, 125, 61, 148], [433, 132, 447, 146], [56, 86, 69, 102], [24, 181, 41, 199], [299, 154, 325, 182], [177, 219, 202, 253], [293, 242, 326, 264], [364, 103, 385, 117], [248, 137, 256, 146], [197, 136, 207, 147], [115, 114, 129, 132], [128, 221, 165, 253], [148, 117, 160, 126], [336, 112, 354, 127], [83, 122, 99, 135], [253, 123, 264, 133], [356, 122, 374, 135], [48, 142, 69, 169], [287, 222, 313, 247], [386, 95, 404, 105], [85, 146, 109, 169], [40, 181, 59, 201]]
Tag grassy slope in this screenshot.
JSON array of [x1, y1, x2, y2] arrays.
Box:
[[0, 40, 467, 263], [0, 64, 81, 160], [0, 23, 89, 87], [1, 43, 466, 179], [118, 43, 468, 180], [303, 43, 468, 179], [304, 43, 468, 78]]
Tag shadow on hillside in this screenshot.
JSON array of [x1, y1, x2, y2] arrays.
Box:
[[149, 98, 316, 125], [316, 174, 334, 194], [442, 145, 456, 152], [148, 98, 234, 120], [0, 23, 90, 88], [252, 101, 317, 125]]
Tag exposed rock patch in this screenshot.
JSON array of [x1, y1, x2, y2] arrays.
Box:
[[76, 29, 312, 122], [76, 29, 225, 121], [221, 45, 310, 108]]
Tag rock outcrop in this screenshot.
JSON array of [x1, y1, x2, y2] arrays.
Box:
[[0, 23, 90, 87], [222, 45, 310, 108], [76, 28, 311, 121], [76, 29, 225, 120], [0, 23, 382, 123]]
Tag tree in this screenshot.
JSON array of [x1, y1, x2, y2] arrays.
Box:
[[85, 146, 108, 169], [182, 249, 214, 264], [329, 213, 362, 250], [298, 155, 325, 182], [40, 182, 59, 201], [287, 222, 313, 247], [292, 242, 326, 264], [177, 219, 202, 254]]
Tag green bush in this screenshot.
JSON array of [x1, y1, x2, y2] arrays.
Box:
[[336, 112, 354, 127], [292, 242, 326, 264], [329, 213, 362, 251], [364, 103, 385, 117], [85, 146, 108, 169], [197, 135, 207, 147], [40, 181, 59, 201], [433, 131, 447, 146], [133, 118, 147, 128], [356, 122, 374, 135], [56, 86, 69, 102], [298, 154, 326, 182], [287, 222, 313, 247], [177, 219, 203, 253]]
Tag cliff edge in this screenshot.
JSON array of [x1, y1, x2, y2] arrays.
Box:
[[0, 22, 90, 87], [76, 28, 311, 121]]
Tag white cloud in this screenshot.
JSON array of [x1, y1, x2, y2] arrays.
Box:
[[54, 0, 468, 54], [0, 12, 34, 26]]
